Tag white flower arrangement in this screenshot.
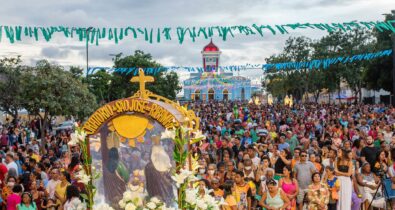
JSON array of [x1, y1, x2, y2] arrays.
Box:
[[171, 169, 197, 188], [75, 169, 91, 185], [68, 130, 87, 146], [93, 203, 115, 210], [119, 195, 170, 210], [192, 130, 206, 140], [119, 190, 144, 208], [116, 124, 222, 210], [68, 125, 98, 209], [149, 197, 161, 205], [185, 188, 198, 206], [160, 129, 176, 139], [180, 126, 192, 134], [145, 202, 156, 209], [68, 197, 87, 210], [145, 197, 165, 209], [184, 188, 224, 210], [161, 206, 176, 210], [125, 203, 137, 210]]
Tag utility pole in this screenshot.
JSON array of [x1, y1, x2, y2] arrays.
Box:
[[86, 27, 93, 78]]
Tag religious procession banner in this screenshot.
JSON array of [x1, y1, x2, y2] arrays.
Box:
[[82, 69, 199, 208]]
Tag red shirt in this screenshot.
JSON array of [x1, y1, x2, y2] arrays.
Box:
[[368, 130, 378, 139], [215, 140, 222, 149], [0, 135, 8, 146], [0, 164, 8, 187]]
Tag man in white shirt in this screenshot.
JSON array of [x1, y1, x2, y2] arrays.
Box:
[[46, 168, 61, 199], [247, 145, 260, 167], [5, 153, 18, 177], [383, 125, 393, 144], [36, 163, 48, 184], [322, 147, 336, 169], [31, 139, 40, 154]]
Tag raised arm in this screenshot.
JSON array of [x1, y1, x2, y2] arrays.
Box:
[[279, 154, 291, 165]]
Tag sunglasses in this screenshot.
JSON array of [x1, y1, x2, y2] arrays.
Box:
[[301, 155, 307, 157]]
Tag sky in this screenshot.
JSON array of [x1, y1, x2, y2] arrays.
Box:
[[0, 0, 393, 82]]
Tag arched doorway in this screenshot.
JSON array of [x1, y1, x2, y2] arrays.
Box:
[[223, 89, 229, 101], [194, 90, 201, 101], [241, 88, 245, 101], [208, 88, 215, 100]]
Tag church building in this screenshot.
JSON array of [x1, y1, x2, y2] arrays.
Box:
[[183, 40, 252, 101]]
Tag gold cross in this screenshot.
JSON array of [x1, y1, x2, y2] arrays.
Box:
[[130, 68, 154, 99]]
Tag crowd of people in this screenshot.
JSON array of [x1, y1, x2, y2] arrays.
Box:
[[186, 101, 395, 210], [0, 118, 85, 210], [1, 101, 395, 210]]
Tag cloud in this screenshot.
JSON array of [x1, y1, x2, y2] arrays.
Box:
[[41, 47, 71, 59], [0, 0, 392, 71]]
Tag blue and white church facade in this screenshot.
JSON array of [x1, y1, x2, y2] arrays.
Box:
[[183, 41, 252, 101]]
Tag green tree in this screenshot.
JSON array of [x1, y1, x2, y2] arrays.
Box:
[[0, 56, 25, 121], [364, 13, 394, 93], [69, 66, 84, 79], [23, 60, 97, 140], [265, 37, 313, 100], [265, 29, 377, 103], [88, 50, 181, 103], [86, 69, 113, 105], [265, 54, 288, 99], [338, 28, 373, 102], [150, 71, 181, 100], [283, 36, 313, 100], [306, 70, 326, 103], [311, 31, 345, 103]]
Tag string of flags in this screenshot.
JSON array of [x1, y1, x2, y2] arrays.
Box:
[[0, 20, 394, 45], [86, 49, 393, 75]]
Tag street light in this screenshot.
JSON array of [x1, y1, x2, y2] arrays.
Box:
[[86, 27, 93, 78]]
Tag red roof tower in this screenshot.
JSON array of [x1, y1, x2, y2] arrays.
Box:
[[201, 39, 221, 73]]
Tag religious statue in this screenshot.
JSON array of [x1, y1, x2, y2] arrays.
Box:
[[82, 69, 199, 209], [107, 147, 130, 184], [284, 95, 290, 106], [144, 135, 174, 205], [100, 126, 128, 207], [128, 170, 145, 193], [289, 95, 294, 107], [254, 97, 260, 105], [267, 94, 273, 105]]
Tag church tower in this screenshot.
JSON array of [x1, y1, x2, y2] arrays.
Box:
[[201, 39, 221, 73]]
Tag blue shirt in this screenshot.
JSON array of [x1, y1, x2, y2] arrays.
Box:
[[15, 160, 23, 175], [339, 119, 348, 128], [315, 124, 323, 134], [8, 134, 17, 145], [242, 137, 252, 145], [278, 142, 290, 151]]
